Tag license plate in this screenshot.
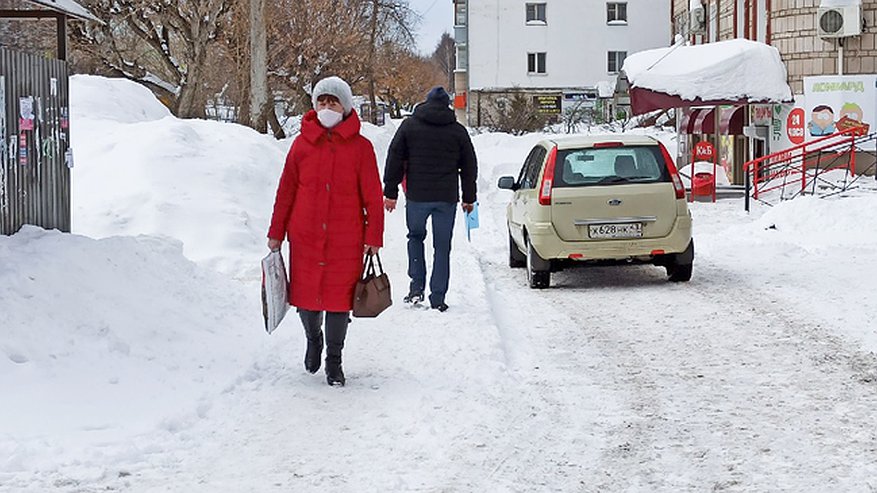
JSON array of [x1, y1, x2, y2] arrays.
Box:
[[588, 223, 643, 239]]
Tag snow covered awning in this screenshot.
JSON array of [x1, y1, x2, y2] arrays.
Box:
[[622, 38, 793, 115], [21, 0, 99, 22]]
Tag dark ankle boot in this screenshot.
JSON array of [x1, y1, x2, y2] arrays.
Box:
[[325, 361, 345, 386], [299, 310, 324, 374], [324, 311, 350, 386], [304, 332, 323, 374]]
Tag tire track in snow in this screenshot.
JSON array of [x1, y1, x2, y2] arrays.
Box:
[[473, 256, 631, 491], [544, 261, 877, 492]]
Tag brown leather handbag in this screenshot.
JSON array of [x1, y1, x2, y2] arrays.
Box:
[[352, 252, 392, 318]]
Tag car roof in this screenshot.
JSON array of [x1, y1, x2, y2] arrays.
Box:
[[538, 134, 660, 151]]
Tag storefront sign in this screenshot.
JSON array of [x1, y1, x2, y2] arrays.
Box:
[[691, 141, 717, 202], [693, 140, 716, 161], [533, 95, 562, 115], [561, 92, 594, 111], [786, 108, 805, 145], [804, 74, 876, 149]]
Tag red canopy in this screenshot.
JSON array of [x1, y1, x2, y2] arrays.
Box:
[[630, 86, 780, 116]]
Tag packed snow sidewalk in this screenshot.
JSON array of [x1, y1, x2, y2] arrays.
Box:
[[2, 76, 877, 492]]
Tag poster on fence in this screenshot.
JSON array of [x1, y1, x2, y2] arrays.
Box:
[[803, 75, 876, 150]]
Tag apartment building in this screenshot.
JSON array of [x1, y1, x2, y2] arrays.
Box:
[[452, 0, 671, 125]]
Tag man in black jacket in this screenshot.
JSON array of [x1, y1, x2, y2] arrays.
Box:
[[383, 87, 478, 312]]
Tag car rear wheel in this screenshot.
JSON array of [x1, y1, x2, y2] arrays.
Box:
[[666, 240, 694, 282], [509, 232, 526, 268], [526, 239, 550, 289]]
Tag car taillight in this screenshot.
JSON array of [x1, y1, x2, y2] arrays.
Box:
[[538, 146, 558, 206], [593, 141, 624, 148], [659, 143, 686, 200]]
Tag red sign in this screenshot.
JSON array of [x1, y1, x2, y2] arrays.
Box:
[[690, 141, 717, 203], [787, 108, 805, 145], [693, 141, 716, 161]]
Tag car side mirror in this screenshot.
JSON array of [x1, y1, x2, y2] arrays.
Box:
[[497, 176, 518, 190]]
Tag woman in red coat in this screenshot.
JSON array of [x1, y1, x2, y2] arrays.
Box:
[[268, 76, 384, 387]]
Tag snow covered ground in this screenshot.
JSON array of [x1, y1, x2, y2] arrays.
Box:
[[2, 76, 877, 492]]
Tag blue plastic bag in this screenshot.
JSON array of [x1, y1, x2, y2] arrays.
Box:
[[465, 202, 479, 242]]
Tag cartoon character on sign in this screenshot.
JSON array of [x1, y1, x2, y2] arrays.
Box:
[[808, 105, 836, 136], [836, 102, 869, 134]]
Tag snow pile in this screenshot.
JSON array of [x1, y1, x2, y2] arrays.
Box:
[[623, 38, 793, 103], [0, 226, 264, 476], [70, 75, 171, 124], [754, 192, 877, 248], [70, 76, 399, 280], [70, 75, 288, 279]]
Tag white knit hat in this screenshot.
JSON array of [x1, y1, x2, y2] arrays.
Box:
[[311, 76, 354, 116]]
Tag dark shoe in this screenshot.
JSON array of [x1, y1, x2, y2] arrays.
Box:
[[431, 302, 448, 312], [403, 291, 424, 304], [326, 362, 345, 387], [304, 332, 323, 374]]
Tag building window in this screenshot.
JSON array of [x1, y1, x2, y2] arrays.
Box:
[[528, 52, 547, 74], [526, 3, 547, 24], [607, 2, 627, 24], [608, 51, 626, 73], [456, 45, 468, 71], [455, 0, 467, 26]]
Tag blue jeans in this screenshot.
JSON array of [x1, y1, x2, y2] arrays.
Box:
[[406, 201, 456, 306]]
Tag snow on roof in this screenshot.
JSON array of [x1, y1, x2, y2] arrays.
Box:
[[24, 0, 99, 21], [622, 38, 793, 104]]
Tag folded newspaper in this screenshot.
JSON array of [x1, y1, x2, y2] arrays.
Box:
[[261, 250, 289, 334]]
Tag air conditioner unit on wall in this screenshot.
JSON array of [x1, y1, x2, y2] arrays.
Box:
[[817, 5, 862, 38], [689, 5, 705, 34]]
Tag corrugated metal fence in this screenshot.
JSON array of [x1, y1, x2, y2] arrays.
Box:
[[0, 47, 71, 235]]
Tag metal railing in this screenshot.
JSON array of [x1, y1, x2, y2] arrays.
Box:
[[743, 127, 877, 211]]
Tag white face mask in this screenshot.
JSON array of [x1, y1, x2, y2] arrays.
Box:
[[317, 108, 343, 128]]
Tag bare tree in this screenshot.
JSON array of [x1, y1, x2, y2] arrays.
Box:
[[72, 0, 232, 118], [376, 44, 444, 117], [431, 32, 455, 93], [267, 0, 368, 109]]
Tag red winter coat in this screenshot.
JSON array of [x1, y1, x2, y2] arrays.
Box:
[[268, 110, 384, 312]]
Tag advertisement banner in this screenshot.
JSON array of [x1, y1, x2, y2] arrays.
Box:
[[769, 96, 804, 154], [533, 95, 562, 115], [803, 75, 876, 149]]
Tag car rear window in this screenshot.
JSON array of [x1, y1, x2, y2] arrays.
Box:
[[554, 145, 670, 187]]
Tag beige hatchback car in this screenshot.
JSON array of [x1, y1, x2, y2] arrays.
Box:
[[498, 134, 693, 288]]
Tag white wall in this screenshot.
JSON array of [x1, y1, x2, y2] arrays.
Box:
[[468, 0, 671, 90]]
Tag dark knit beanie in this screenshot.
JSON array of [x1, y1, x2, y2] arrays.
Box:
[[426, 86, 451, 106]]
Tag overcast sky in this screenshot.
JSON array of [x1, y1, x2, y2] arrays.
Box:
[[408, 0, 453, 55]]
